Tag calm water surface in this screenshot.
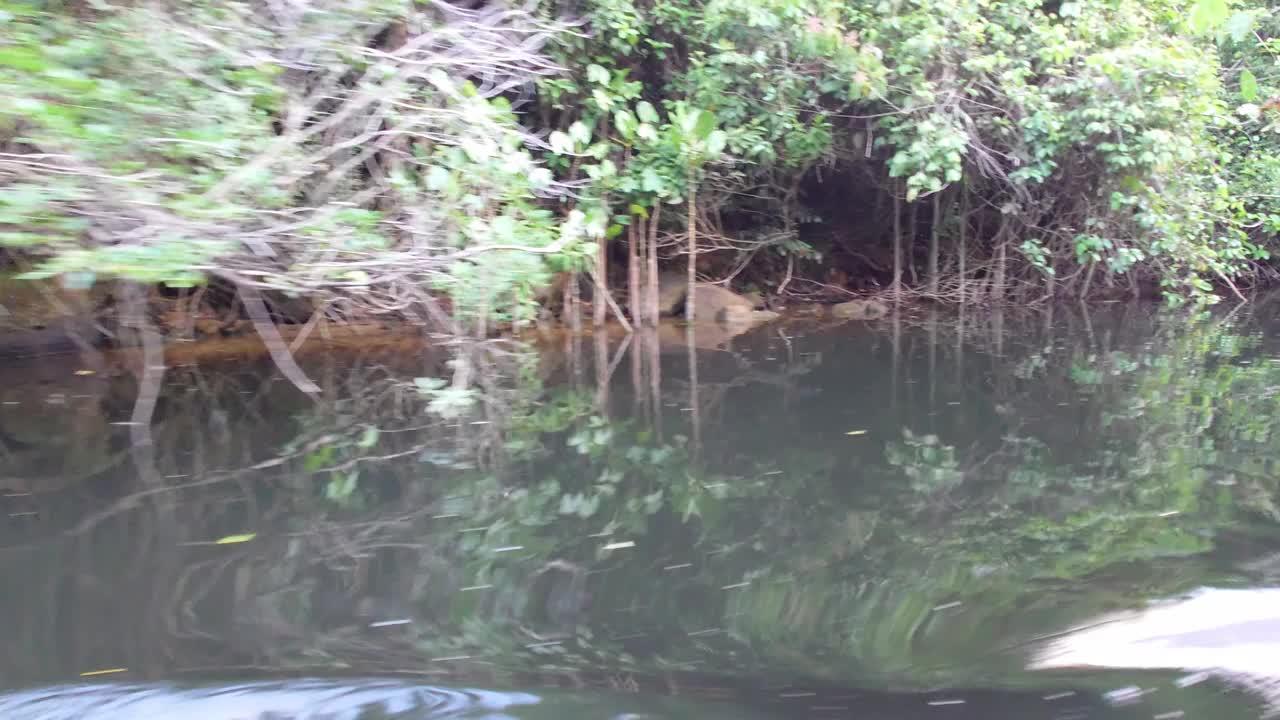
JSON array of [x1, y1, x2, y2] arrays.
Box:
[[1, 304, 1278, 719]]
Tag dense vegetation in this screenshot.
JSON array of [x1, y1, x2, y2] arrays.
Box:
[[3, 0, 1280, 331]]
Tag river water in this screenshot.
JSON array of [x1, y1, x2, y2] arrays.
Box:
[[0, 304, 1277, 719]]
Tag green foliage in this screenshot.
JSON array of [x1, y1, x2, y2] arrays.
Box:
[[536, 0, 1280, 301], [0, 0, 584, 325]]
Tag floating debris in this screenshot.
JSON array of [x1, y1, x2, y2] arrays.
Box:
[[1154, 712, 1185, 720], [687, 628, 722, 637], [492, 545, 524, 553], [80, 668, 127, 677], [721, 581, 750, 590], [602, 541, 636, 550], [1103, 687, 1145, 706], [74, 370, 95, 376], [932, 601, 963, 612], [778, 692, 817, 698], [525, 641, 562, 649], [1174, 672, 1210, 688], [368, 619, 412, 628], [927, 699, 966, 706], [663, 563, 693, 571], [459, 584, 493, 592], [430, 655, 473, 662], [1158, 510, 1180, 517], [845, 430, 868, 436], [214, 533, 256, 545], [1043, 692, 1076, 701]]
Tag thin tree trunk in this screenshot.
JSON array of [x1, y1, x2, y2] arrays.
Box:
[[928, 192, 941, 297], [594, 204, 607, 327], [994, 238, 1007, 302], [648, 204, 661, 326], [907, 202, 919, 287], [892, 187, 903, 301], [686, 171, 698, 326], [594, 245, 607, 327], [628, 219, 640, 324], [958, 183, 968, 303]]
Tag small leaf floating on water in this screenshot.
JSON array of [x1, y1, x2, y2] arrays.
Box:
[[1103, 687, 1145, 706], [1175, 672, 1210, 688], [845, 430, 868, 436], [214, 533, 257, 545], [368, 618, 412, 628], [74, 369, 95, 376], [80, 668, 127, 677], [602, 541, 635, 550]]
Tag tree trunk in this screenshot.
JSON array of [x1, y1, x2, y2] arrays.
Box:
[[907, 202, 919, 287], [648, 204, 661, 326], [686, 170, 698, 326], [928, 191, 940, 297], [993, 235, 1008, 302], [594, 234, 607, 327], [892, 187, 903, 301], [958, 183, 968, 303], [628, 219, 640, 324]]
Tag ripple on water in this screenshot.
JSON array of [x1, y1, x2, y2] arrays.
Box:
[[0, 679, 541, 720]]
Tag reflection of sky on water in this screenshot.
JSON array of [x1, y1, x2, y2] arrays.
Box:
[[0, 680, 539, 720], [1032, 588, 1280, 713]]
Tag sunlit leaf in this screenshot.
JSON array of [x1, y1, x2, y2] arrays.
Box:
[[636, 101, 659, 124], [586, 63, 610, 85], [1189, 0, 1228, 33], [1240, 69, 1259, 102], [214, 533, 257, 544]]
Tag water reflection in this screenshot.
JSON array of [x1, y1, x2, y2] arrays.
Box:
[[0, 680, 541, 720], [0, 305, 1277, 718], [1033, 588, 1280, 715]]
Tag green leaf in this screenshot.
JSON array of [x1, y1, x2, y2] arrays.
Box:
[[568, 121, 592, 146], [591, 88, 613, 111], [694, 109, 717, 140], [586, 63, 610, 85], [215, 533, 257, 545], [1189, 0, 1228, 33], [614, 109, 637, 139], [1240, 69, 1259, 102], [357, 425, 380, 449], [1226, 11, 1256, 42], [549, 130, 573, 155], [705, 130, 727, 156], [636, 101, 659, 124]]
